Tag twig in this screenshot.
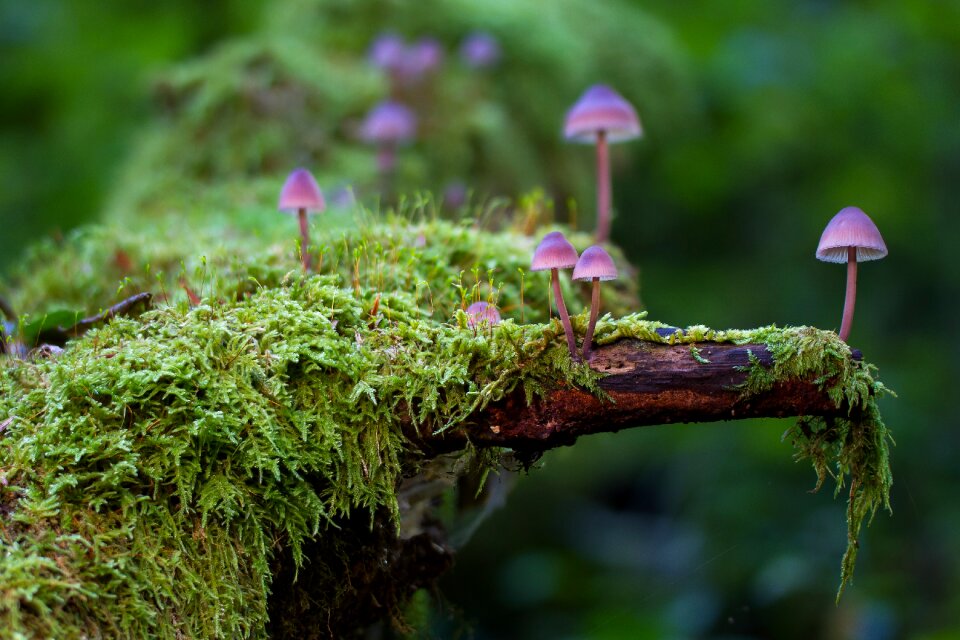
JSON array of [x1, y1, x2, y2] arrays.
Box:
[[414, 339, 863, 456], [35, 292, 153, 346]]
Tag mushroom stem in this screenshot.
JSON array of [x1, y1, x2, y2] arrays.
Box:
[[377, 145, 397, 199], [595, 129, 611, 243], [582, 278, 601, 361], [298, 208, 311, 273], [839, 246, 857, 342], [377, 145, 397, 175], [551, 268, 579, 360]]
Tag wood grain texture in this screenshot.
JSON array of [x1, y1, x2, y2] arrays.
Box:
[[419, 339, 856, 455]]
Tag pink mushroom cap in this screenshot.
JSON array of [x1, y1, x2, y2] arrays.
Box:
[[816, 206, 888, 263], [369, 32, 407, 71], [564, 84, 642, 143], [278, 168, 326, 213], [573, 245, 618, 281], [460, 31, 501, 68], [404, 38, 445, 77], [530, 231, 579, 271], [360, 100, 417, 145], [466, 301, 501, 327]]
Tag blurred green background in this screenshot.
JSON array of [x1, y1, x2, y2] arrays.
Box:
[[1, 0, 957, 638]]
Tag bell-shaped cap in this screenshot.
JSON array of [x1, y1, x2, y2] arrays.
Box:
[[564, 84, 642, 143], [816, 206, 888, 263], [573, 245, 618, 281], [278, 168, 326, 213], [531, 231, 579, 271], [360, 101, 417, 145], [466, 301, 501, 327]]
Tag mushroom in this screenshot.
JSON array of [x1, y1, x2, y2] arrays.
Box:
[[466, 301, 501, 329], [816, 206, 888, 342], [572, 245, 618, 360], [460, 31, 501, 69], [564, 85, 642, 243], [404, 37, 444, 80], [359, 100, 417, 193], [368, 32, 408, 96], [531, 231, 580, 360], [278, 168, 326, 272], [368, 32, 406, 72]]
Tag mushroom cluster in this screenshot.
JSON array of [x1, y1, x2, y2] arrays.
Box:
[[531, 231, 618, 361], [269, 67, 889, 358], [359, 100, 418, 192]]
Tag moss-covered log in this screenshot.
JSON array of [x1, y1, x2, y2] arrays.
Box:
[[0, 0, 895, 633], [424, 339, 866, 454]]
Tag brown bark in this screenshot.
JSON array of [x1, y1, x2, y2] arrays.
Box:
[[418, 339, 859, 455]]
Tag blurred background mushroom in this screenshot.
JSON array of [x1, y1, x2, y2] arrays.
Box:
[[358, 99, 417, 198], [459, 30, 501, 69], [564, 84, 642, 243]]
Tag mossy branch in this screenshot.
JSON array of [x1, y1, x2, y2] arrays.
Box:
[[0, 222, 893, 635], [421, 339, 863, 454]]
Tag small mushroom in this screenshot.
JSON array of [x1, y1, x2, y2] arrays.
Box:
[[460, 31, 501, 69], [816, 206, 888, 342], [531, 231, 580, 360], [572, 245, 618, 360], [466, 301, 501, 329], [404, 38, 444, 80], [368, 32, 406, 71], [359, 100, 417, 193], [278, 168, 326, 272], [564, 85, 642, 243]]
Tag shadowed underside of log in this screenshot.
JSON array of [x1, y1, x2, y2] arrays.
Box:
[[420, 339, 859, 454]]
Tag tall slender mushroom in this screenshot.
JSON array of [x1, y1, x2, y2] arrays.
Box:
[[816, 206, 888, 342], [278, 168, 326, 272], [359, 100, 417, 197], [572, 245, 618, 360], [564, 85, 642, 244], [531, 231, 580, 360]]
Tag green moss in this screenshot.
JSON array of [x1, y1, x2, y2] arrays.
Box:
[[594, 317, 894, 599], [0, 0, 891, 631], [1, 214, 891, 636], [0, 227, 608, 637]]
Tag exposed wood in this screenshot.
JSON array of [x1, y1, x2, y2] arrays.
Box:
[[417, 339, 860, 455]]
